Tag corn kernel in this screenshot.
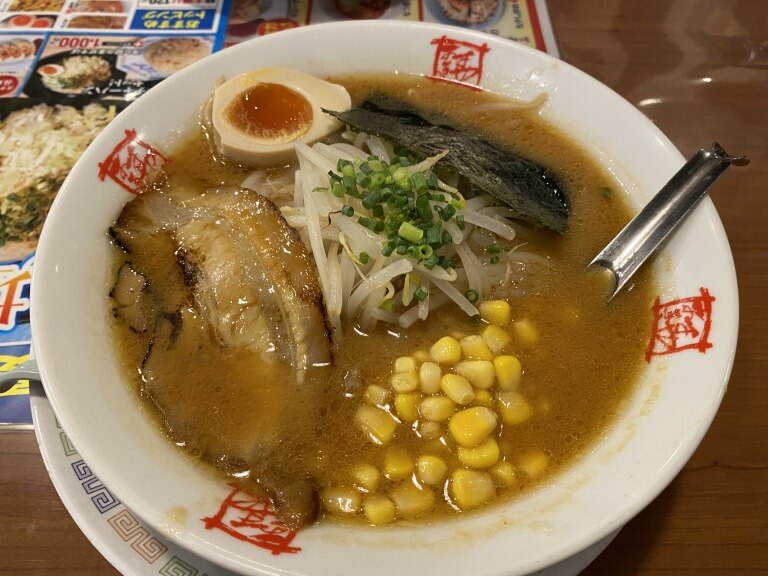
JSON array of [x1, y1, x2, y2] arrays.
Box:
[[430, 336, 462, 366], [448, 406, 497, 448], [390, 483, 434, 517], [384, 449, 414, 481], [490, 461, 517, 486], [481, 324, 512, 354], [479, 299, 511, 327], [394, 356, 417, 373], [350, 463, 381, 491], [355, 405, 398, 445], [493, 355, 522, 391], [416, 455, 448, 485], [518, 450, 549, 478], [394, 392, 422, 423], [496, 391, 532, 425], [419, 361, 442, 394], [513, 319, 539, 345], [450, 469, 496, 510], [460, 335, 493, 361], [440, 373, 475, 405], [413, 349, 430, 363], [390, 371, 419, 393], [457, 437, 500, 469], [474, 389, 493, 407], [419, 395, 456, 422], [363, 495, 397, 526], [321, 487, 361, 515], [418, 420, 442, 440], [364, 384, 391, 407], [453, 360, 495, 389]]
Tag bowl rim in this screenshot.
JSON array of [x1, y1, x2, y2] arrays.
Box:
[[31, 20, 739, 576]]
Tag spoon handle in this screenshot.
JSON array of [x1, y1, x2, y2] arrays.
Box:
[[589, 142, 749, 300]]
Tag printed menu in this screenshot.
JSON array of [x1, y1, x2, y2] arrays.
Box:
[[0, 0, 557, 427]]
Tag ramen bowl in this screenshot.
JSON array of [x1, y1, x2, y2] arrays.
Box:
[[27, 21, 737, 576]]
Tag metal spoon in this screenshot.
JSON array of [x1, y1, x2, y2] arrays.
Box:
[[588, 142, 749, 300]]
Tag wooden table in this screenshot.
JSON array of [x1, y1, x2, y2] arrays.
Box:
[[2, 1, 767, 574]]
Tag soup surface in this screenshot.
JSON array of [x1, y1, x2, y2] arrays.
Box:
[[110, 73, 654, 527]]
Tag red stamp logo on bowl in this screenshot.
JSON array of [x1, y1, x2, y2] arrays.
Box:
[[430, 35, 490, 87], [202, 484, 301, 555], [97, 129, 168, 195], [645, 287, 715, 362]]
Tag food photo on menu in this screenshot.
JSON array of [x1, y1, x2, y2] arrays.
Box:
[[0, 0, 229, 428]]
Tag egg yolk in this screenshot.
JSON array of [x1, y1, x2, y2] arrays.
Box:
[[226, 82, 313, 142]]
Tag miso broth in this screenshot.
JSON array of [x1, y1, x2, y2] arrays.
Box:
[[110, 73, 654, 527]]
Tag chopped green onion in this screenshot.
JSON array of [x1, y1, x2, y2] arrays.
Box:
[[369, 159, 385, 172], [398, 221, 424, 243], [359, 252, 370, 265], [396, 244, 408, 255], [370, 173, 385, 188], [411, 172, 428, 193], [381, 242, 395, 257], [362, 192, 381, 210], [372, 204, 384, 218], [601, 186, 613, 199], [439, 204, 456, 221], [359, 216, 384, 233], [379, 298, 396, 312], [464, 289, 479, 303], [414, 287, 428, 301], [341, 164, 355, 178], [415, 195, 432, 222], [356, 173, 371, 187], [331, 182, 345, 198], [417, 244, 433, 259], [359, 162, 372, 175], [391, 166, 408, 182], [341, 204, 354, 217], [424, 254, 439, 270], [425, 224, 442, 246], [456, 214, 465, 230], [485, 243, 511, 254], [438, 256, 454, 269], [393, 144, 410, 157], [395, 177, 411, 191]]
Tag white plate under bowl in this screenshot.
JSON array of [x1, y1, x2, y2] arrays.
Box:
[[32, 20, 737, 576]]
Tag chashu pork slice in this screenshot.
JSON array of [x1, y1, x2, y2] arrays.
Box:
[[174, 187, 331, 380]]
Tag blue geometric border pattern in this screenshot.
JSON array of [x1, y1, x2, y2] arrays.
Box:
[[55, 417, 220, 573], [71, 459, 121, 514]]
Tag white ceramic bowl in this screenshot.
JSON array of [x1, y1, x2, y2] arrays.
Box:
[[32, 21, 738, 576]]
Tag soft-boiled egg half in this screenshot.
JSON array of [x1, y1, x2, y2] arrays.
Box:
[[211, 67, 351, 166]]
